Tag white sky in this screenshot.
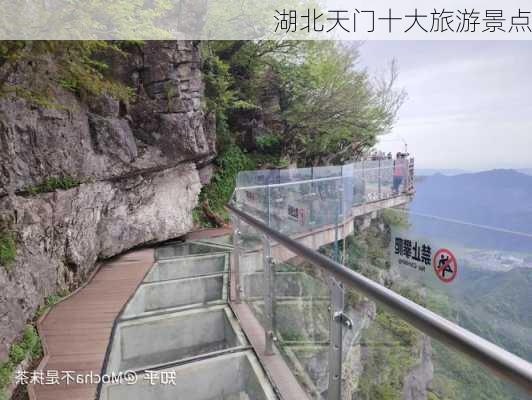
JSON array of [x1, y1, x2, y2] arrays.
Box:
[[358, 41, 532, 170]]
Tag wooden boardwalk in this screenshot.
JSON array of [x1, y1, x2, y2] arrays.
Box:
[[29, 248, 154, 400]]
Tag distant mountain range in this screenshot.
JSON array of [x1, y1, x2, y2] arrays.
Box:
[[409, 169, 532, 251], [417, 168, 532, 176], [416, 168, 469, 176], [518, 168, 532, 176]]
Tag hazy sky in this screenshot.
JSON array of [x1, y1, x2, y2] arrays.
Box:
[[358, 41, 532, 171]]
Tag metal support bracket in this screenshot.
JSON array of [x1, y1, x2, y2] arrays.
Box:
[[333, 311, 353, 329]]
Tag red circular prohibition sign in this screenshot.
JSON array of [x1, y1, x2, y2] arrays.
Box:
[[432, 248, 458, 283]]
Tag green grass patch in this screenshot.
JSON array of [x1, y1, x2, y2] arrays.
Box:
[[25, 176, 82, 195], [0, 231, 16, 270], [1, 41, 134, 105], [0, 85, 66, 110], [0, 325, 42, 394], [36, 289, 70, 318]]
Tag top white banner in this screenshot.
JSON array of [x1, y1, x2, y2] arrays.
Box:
[[1, 0, 532, 40]]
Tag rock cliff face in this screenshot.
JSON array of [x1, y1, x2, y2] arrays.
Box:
[[402, 334, 434, 400], [0, 41, 216, 360]]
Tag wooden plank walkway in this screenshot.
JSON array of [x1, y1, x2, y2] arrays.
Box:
[[29, 248, 154, 400]]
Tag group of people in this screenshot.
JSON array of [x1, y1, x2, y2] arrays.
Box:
[[369, 151, 394, 161], [364, 150, 409, 194]]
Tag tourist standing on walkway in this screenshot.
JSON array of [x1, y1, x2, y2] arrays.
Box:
[[392, 153, 407, 193]]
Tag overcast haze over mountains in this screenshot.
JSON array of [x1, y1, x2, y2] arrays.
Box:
[[410, 169, 532, 251], [412, 169, 532, 233]]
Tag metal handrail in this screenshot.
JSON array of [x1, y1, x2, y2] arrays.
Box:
[[227, 203, 532, 395]]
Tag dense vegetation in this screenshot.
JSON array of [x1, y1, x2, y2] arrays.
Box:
[[198, 41, 405, 224]]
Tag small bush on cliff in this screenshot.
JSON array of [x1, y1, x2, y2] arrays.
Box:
[[0, 325, 42, 396], [195, 145, 255, 227], [0, 41, 133, 107], [36, 289, 71, 318], [26, 176, 81, 195], [0, 231, 16, 270], [381, 208, 409, 228]]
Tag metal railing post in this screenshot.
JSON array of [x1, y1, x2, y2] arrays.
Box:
[[267, 184, 272, 227], [262, 234, 275, 355], [231, 216, 242, 303], [328, 198, 353, 400], [378, 158, 382, 200], [333, 197, 340, 263], [409, 158, 415, 193], [362, 161, 366, 202], [328, 277, 345, 400]]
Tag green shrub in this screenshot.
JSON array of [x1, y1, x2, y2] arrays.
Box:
[[1, 41, 134, 108], [0, 362, 13, 388], [381, 208, 409, 228], [26, 176, 81, 195], [0, 325, 42, 394], [196, 145, 255, 226], [36, 289, 70, 318], [45, 294, 61, 306], [21, 325, 42, 359], [256, 133, 281, 153], [0, 231, 16, 269], [8, 344, 25, 365]]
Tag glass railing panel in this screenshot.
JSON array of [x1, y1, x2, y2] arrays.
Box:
[[279, 167, 313, 183], [388, 209, 531, 363], [235, 178, 345, 237], [233, 185, 269, 228], [156, 241, 229, 260], [429, 337, 530, 400], [236, 169, 281, 187], [352, 166, 366, 206], [359, 160, 380, 203], [236, 218, 333, 399], [338, 208, 532, 362], [234, 159, 415, 240], [340, 290, 531, 400], [332, 207, 532, 399], [231, 204, 531, 399], [272, 251, 332, 399], [274, 180, 344, 236], [340, 293, 432, 400]]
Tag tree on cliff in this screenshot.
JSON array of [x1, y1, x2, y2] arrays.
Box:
[[203, 40, 406, 167]]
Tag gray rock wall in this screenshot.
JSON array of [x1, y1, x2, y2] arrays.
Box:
[[0, 41, 215, 360]]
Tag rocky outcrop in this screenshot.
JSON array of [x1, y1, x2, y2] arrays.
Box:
[[0, 41, 216, 360], [402, 334, 434, 400], [0, 41, 215, 196], [341, 299, 375, 399]]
